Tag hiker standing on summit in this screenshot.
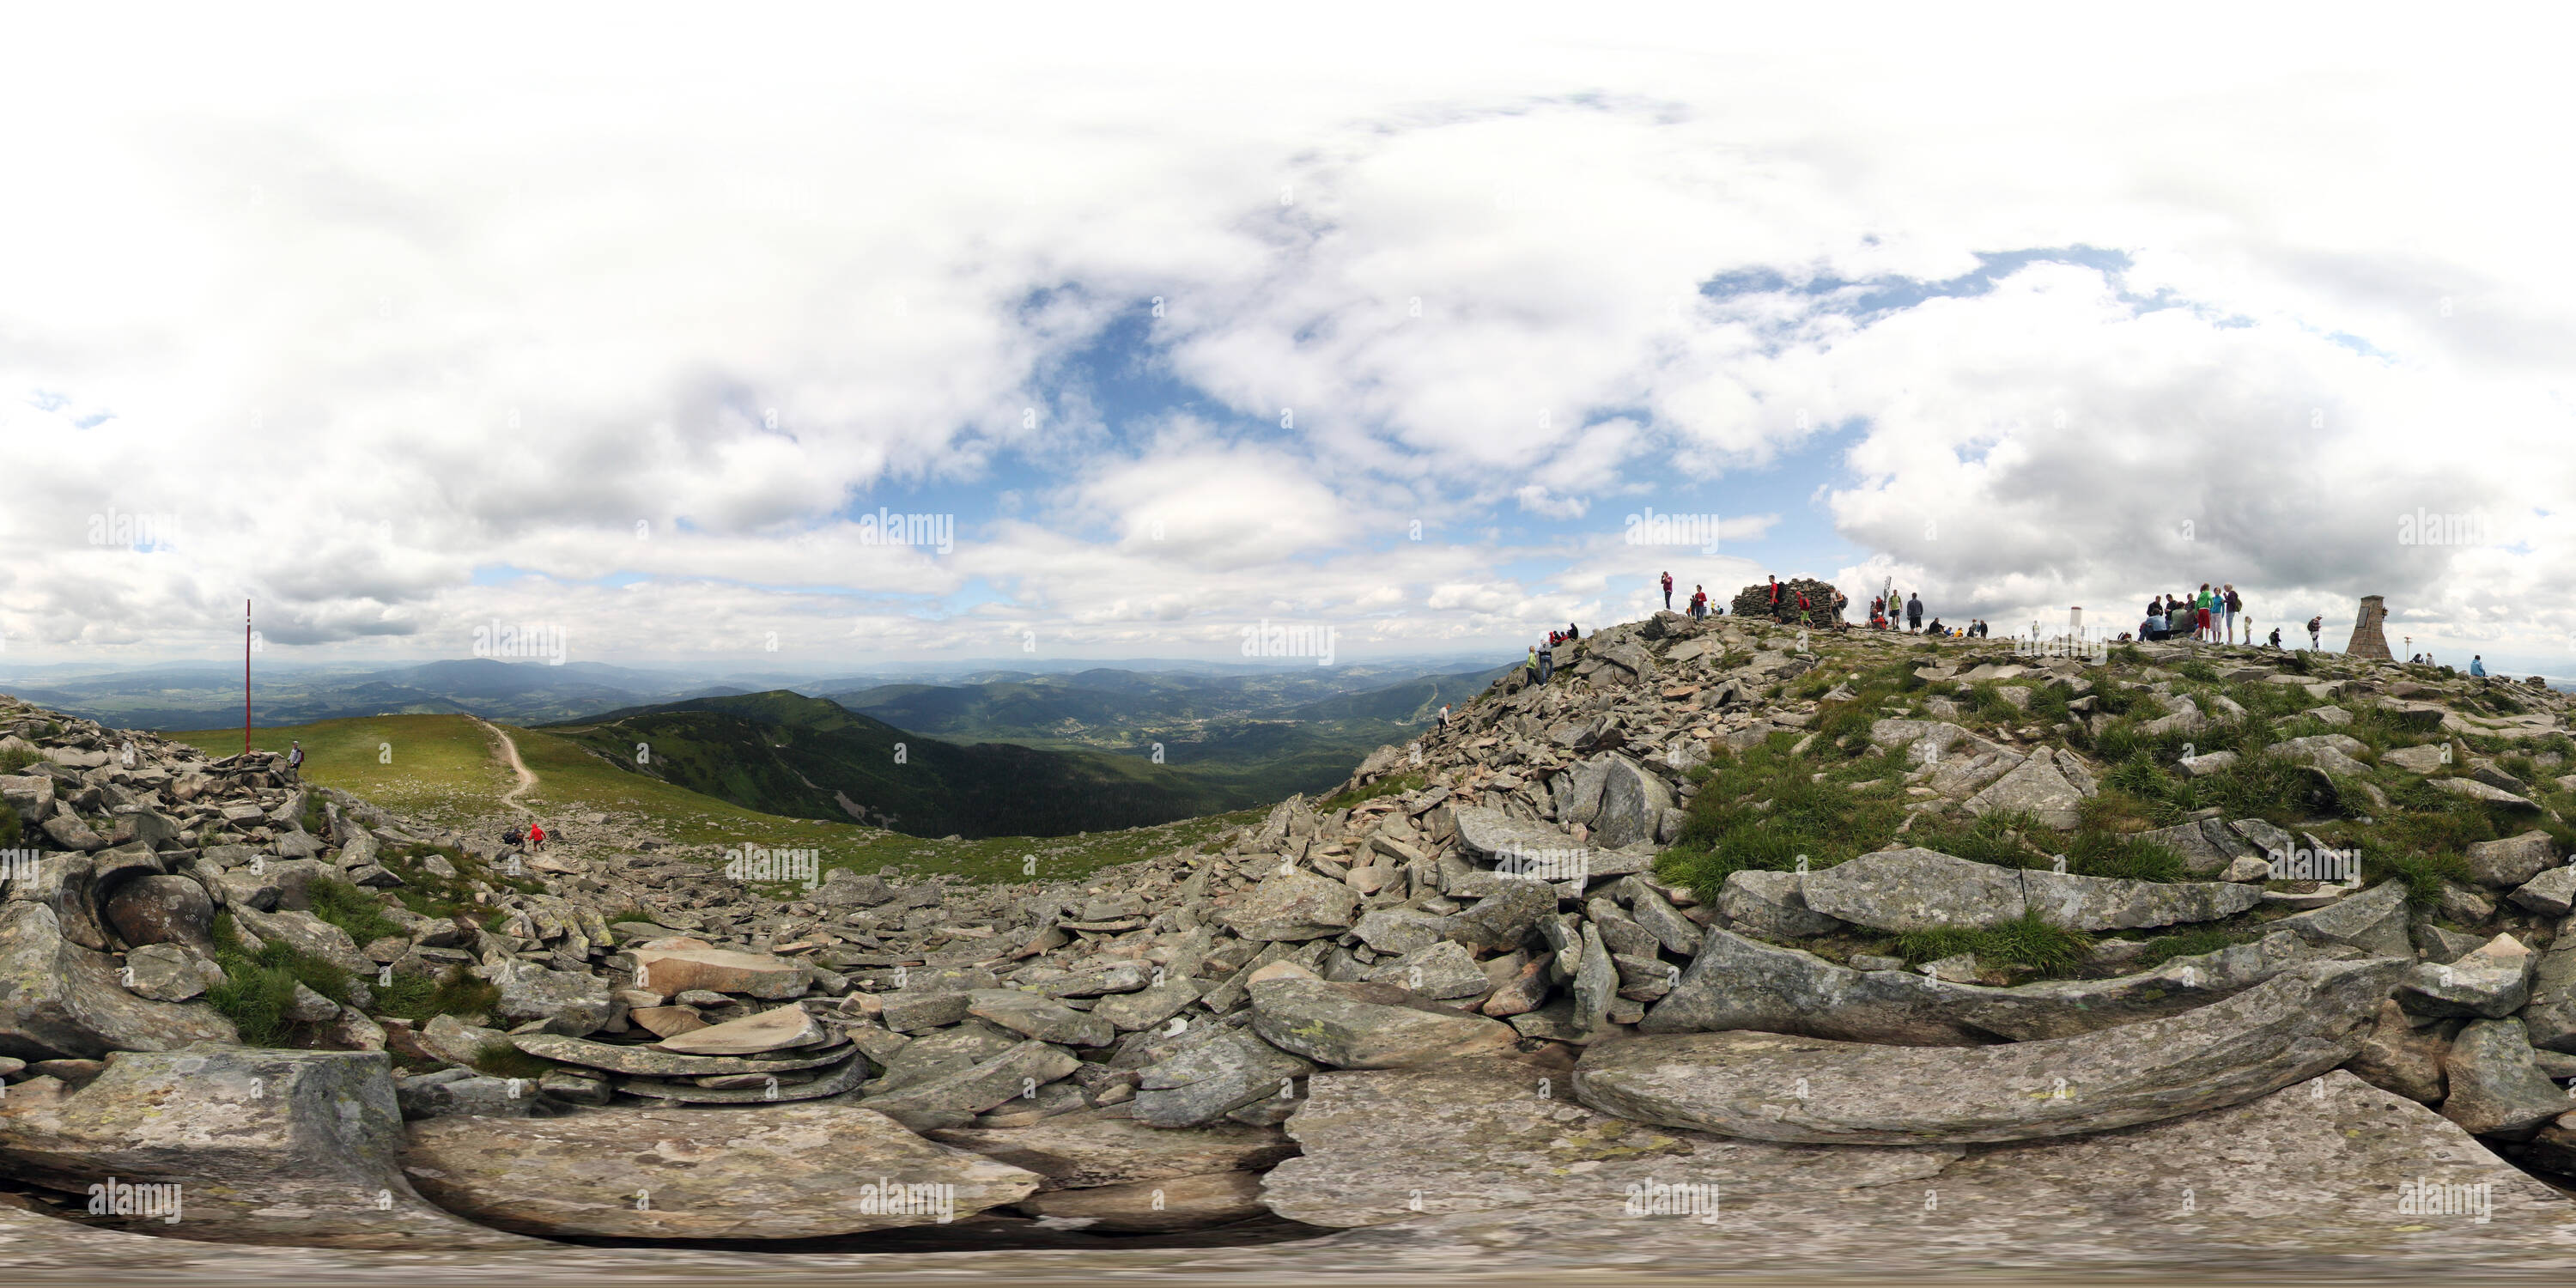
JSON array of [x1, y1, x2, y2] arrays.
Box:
[[1661, 570, 1674, 611], [1905, 592, 1923, 633], [2223, 583, 2243, 644]]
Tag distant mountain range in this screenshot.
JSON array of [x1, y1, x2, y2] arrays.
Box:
[[537, 690, 1247, 839], [4, 654, 1511, 838], [536, 662, 1509, 839]]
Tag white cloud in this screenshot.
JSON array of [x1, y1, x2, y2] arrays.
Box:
[[2, 9, 2571, 672]]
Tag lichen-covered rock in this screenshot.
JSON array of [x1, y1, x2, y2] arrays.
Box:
[[0, 1045, 533, 1249], [1249, 975, 1517, 1070], [1586, 958, 2405, 1143], [1261, 1055, 1960, 1228], [1219, 869, 1360, 941], [2439, 1018, 2567, 1136], [0, 902, 234, 1060], [403, 1103, 1038, 1237]]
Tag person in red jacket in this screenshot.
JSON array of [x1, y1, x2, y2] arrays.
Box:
[[1661, 570, 1674, 611], [527, 822, 546, 851]]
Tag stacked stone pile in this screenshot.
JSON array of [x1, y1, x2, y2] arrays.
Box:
[[1728, 577, 1844, 626]]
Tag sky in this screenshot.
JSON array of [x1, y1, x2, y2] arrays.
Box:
[[3, 5, 2573, 678]]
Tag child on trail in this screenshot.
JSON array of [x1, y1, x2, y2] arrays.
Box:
[[528, 822, 546, 851]]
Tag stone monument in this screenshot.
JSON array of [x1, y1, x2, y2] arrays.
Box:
[[2344, 594, 2392, 659]]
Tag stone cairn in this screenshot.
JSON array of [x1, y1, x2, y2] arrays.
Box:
[[2345, 594, 2393, 660], [1728, 578, 1846, 628]]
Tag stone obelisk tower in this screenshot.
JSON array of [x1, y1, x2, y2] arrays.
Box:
[[2344, 594, 2392, 659]]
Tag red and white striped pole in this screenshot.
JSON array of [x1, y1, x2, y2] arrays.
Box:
[[243, 598, 252, 756]]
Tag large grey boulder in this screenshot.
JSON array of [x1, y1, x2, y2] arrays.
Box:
[[0, 902, 234, 1061], [1261, 1055, 1960, 1229], [1249, 976, 1517, 1070], [1446, 805, 1582, 865], [1799, 848, 2262, 933], [99, 874, 215, 955], [2463, 830, 2561, 890], [2342, 999, 2451, 1103], [2136, 818, 2261, 876], [1130, 1023, 1316, 1128], [1592, 755, 1674, 849], [1362, 940, 1490, 1000], [0, 1045, 533, 1249], [926, 1108, 1293, 1190], [2267, 879, 2412, 957], [2396, 933, 2535, 1018], [1798, 848, 2025, 932], [1581, 958, 2407, 1144], [1219, 869, 1359, 941], [2524, 934, 2576, 1054], [2439, 1018, 2567, 1136], [1644, 924, 2353, 1044], [402, 1103, 1039, 1237], [1717, 869, 1841, 939], [860, 1039, 1083, 1131], [1963, 752, 2087, 829], [229, 904, 371, 975], [1088, 978, 1202, 1032], [1441, 881, 1554, 951], [477, 960, 618, 1037], [968, 988, 1115, 1048], [2509, 866, 2576, 917], [1354, 906, 1450, 955]]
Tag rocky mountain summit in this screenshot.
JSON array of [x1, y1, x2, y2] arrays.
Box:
[[7, 613, 2576, 1279]]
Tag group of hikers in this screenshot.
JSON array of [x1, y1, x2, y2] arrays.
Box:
[[1864, 590, 1979, 636], [2133, 583, 2257, 645], [1524, 622, 1583, 683], [1659, 571, 1722, 621]]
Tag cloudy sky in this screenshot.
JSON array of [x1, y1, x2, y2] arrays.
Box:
[[3, 7, 2572, 677]]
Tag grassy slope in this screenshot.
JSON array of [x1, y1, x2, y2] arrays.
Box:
[[162, 712, 1253, 887]]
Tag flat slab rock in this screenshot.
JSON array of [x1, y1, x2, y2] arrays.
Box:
[[0, 1045, 535, 1250], [1249, 975, 1517, 1070], [403, 1103, 1040, 1237], [1800, 847, 2264, 933], [1262, 1055, 1960, 1229], [511, 1031, 853, 1078], [926, 1108, 1295, 1190], [1583, 958, 2406, 1144], [1643, 925, 2361, 1045]]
